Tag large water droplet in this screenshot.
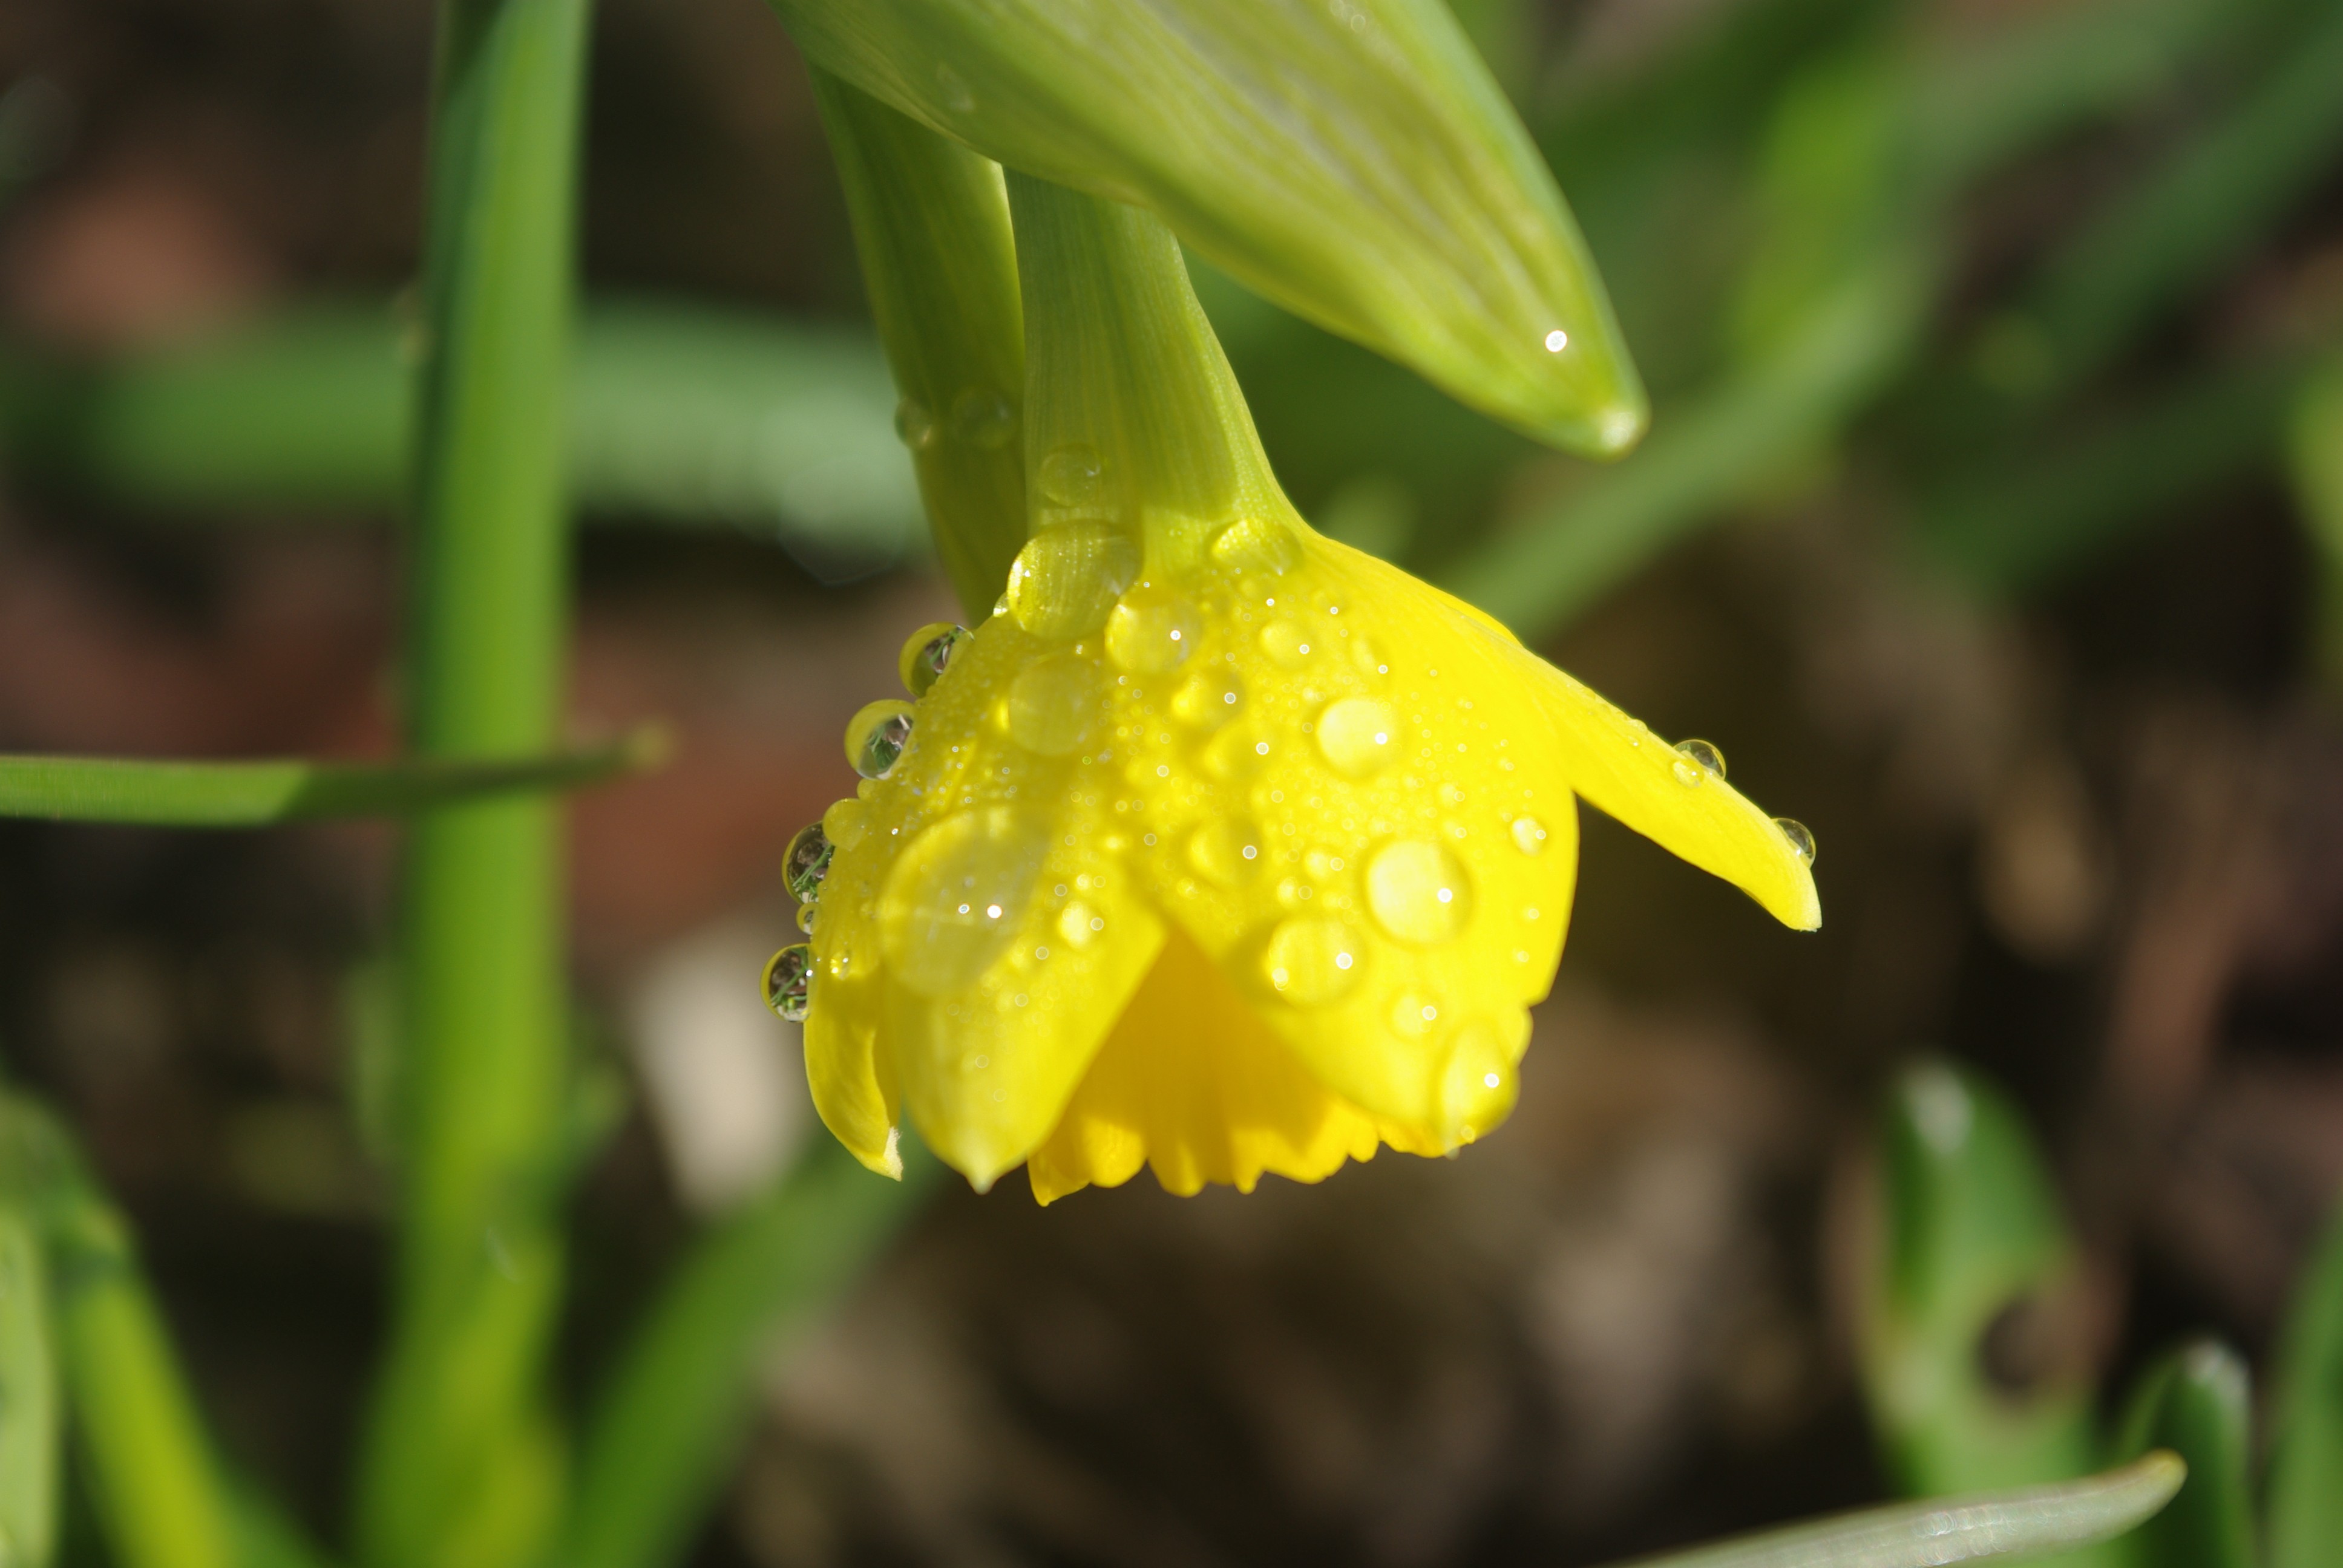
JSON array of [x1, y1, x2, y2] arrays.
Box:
[[1261, 915, 1363, 1004], [1039, 444, 1104, 507], [1676, 739, 1725, 780], [949, 386, 1015, 449], [1775, 817, 1816, 864], [899, 622, 969, 697], [1172, 670, 1242, 730], [846, 699, 915, 779], [784, 820, 833, 903], [1006, 523, 1139, 639], [762, 944, 813, 1022], [879, 808, 1049, 996], [1005, 653, 1101, 757], [1366, 839, 1474, 944], [821, 797, 868, 852], [1210, 513, 1301, 575], [893, 398, 937, 452], [1106, 585, 1199, 675], [1317, 696, 1401, 779], [1259, 621, 1312, 668], [1187, 817, 1266, 884], [1510, 815, 1548, 856], [1438, 1020, 1518, 1143]]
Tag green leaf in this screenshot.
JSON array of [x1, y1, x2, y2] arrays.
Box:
[[811, 71, 1027, 615], [1858, 1062, 2114, 1568], [2289, 358, 2343, 697], [768, 0, 1648, 458], [0, 730, 659, 828], [0, 1204, 57, 1568], [1608, 1451, 2186, 1568], [557, 1138, 942, 1568], [2108, 1341, 2254, 1568], [2267, 1196, 2343, 1568]]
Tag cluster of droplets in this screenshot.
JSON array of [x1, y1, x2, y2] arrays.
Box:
[[1668, 738, 1816, 866], [762, 622, 973, 1022]]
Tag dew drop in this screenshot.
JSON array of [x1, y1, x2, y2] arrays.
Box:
[[1058, 900, 1104, 947], [1775, 817, 1817, 864], [1261, 915, 1363, 1004], [1172, 670, 1243, 730], [795, 903, 817, 935], [1391, 991, 1441, 1039], [1438, 1019, 1518, 1143], [1676, 739, 1725, 779], [846, 699, 916, 779], [1106, 584, 1200, 675], [1187, 818, 1266, 884], [1259, 621, 1313, 668], [1366, 838, 1474, 944], [879, 808, 1049, 996], [1510, 815, 1547, 855], [1006, 523, 1139, 639], [1039, 443, 1104, 507], [934, 62, 976, 114], [949, 386, 1016, 449], [784, 820, 833, 903], [1210, 513, 1302, 575], [1317, 696, 1401, 779], [1004, 653, 1101, 757], [893, 398, 937, 452], [1201, 725, 1271, 781], [897, 621, 969, 697], [761, 944, 813, 1022], [821, 796, 868, 852], [1543, 328, 1568, 353]]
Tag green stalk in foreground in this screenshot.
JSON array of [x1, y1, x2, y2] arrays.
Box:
[[353, 1, 591, 1565]]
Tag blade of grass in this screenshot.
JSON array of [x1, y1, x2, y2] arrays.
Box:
[[557, 1139, 942, 1568], [2288, 357, 2343, 698], [1608, 1452, 2184, 1568], [0, 730, 658, 827], [2267, 1195, 2343, 1568], [2108, 1341, 2253, 1568], [352, 0, 591, 1564], [810, 71, 1026, 616], [0, 1202, 57, 1568]]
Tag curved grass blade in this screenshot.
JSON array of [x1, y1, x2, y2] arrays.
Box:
[[768, 0, 1647, 458], [0, 728, 661, 828], [2267, 1196, 2343, 1568], [2109, 1341, 2253, 1568], [0, 1204, 56, 1568], [1611, 1452, 2184, 1568]]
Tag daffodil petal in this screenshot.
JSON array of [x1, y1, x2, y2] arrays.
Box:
[[1527, 662, 1821, 931], [1027, 928, 1438, 1204], [802, 981, 901, 1179]]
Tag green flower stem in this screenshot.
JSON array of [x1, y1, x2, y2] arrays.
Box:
[[2109, 1341, 2253, 1568], [0, 731, 658, 828], [1610, 1452, 2184, 1568], [0, 1204, 56, 1568], [353, 1, 591, 1565], [557, 1140, 941, 1568], [811, 72, 1024, 615], [2267, 1195, 2343, 1568]]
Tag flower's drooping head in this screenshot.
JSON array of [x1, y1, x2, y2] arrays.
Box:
[[768, 178, 1817, 1203]]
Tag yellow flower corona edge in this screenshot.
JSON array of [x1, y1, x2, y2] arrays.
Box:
[[772, 177, 1817, 1203]]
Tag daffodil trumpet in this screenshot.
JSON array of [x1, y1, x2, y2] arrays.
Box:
[[768, 176, 1818, 1204]]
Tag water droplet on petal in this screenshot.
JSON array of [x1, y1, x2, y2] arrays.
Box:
[[784, 821, 833, 902], [1058, 900, 1103, 947], [879, 808, 1049, 996], [893, 398, 937, 451], [1438, 1019, 1519, 1142], [762, 944, 813, 1022], [1187, 818, 1265, 884], [898, 622, 970, 697], [846, 700, 916, 779], [1004, 653, 1101, 757], [1317, 696, 1401, 779], [1262, 915, 1363, 1004], [1006, 523, 1139, 639], [1775, 817, 1816, 864], [1172, 670, 1242, 729], [1210, 513, 1302, 575], [795, 904, 817, 935], [949, 386, 1016, 449], [1391, 991, 1441, 1038], [821, 797, 868, 852], [1366, 839, 1474, 944], [1106, 585, 1199, 675], [1676, 739, 1725, 779], [1259, 621, 1313, 668], [1510, 816, 1547, 855], [1039, 443, 1104, 507]]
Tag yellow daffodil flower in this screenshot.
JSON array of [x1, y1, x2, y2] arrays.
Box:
[[764, 177, 1817, 1203]]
